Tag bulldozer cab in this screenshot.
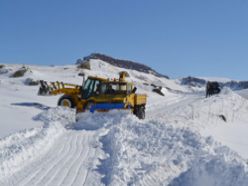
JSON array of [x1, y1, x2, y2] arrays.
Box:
[[82, 79, 133, 98], [81, 74, 134, 99], [81, 78, 101, 99]]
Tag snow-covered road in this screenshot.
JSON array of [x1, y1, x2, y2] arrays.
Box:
[[1, 129, 104, 186]]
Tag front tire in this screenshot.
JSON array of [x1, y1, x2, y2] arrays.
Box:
[[58, 95, 75, 108]]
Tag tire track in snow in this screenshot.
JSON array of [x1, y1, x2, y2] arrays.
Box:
[[40, 132, 79, 186], [56, 132, 85, 186], [8, 134, 67, 186], [72, 133, 102, 186], [2, 128, 102, 186], [59, 132, 89, 186], [69, 134, 89, 186], [16, 133, 75, 186], [24, 133, 74, 186]]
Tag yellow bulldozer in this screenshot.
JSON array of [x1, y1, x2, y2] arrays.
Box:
[[38, 72, 147, 119]]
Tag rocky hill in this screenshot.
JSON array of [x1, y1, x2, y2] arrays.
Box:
[[181, 76, 207, 87], [76, 53, 169, 79], [181, 76, 248, 90]]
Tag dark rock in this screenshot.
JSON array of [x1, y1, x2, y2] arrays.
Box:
[[151, 83, 157, 88], [24, 78, 39, 86], [219, 115, 227, 122], [0, 65, 8, 74], [153, 87, 165, 96], [77, 61, 91, 70], [10, 66, 30, 78]]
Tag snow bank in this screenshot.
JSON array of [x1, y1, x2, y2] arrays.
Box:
[[0, 107, 75, 181], [0, 122, 64, 180], [75, 111, 248, 186]]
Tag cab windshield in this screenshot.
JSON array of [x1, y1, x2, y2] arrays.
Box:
[[82, 79, 100, 99]]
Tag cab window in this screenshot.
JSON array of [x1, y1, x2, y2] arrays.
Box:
[[82, 79, 100, 99], [100, 83, 129, 94]]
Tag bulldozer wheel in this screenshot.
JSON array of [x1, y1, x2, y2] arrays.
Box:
[[58, 95, 75, 108], [134, 105, 145, 120]]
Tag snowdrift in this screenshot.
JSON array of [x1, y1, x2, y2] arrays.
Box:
[[170, 157, 248, 186], [74, 111, 248, 186], [0, 107, 75, 181]]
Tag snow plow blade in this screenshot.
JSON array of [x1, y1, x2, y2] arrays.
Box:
[[38, 80, 52, 95]]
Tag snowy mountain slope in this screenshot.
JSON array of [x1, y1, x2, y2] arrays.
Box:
[[77, 53, 169, 78], [1, 60, 248, 185], [81, 59, 186, 93]]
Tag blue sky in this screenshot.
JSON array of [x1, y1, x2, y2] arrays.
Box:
[[0, 0, 248, 80]]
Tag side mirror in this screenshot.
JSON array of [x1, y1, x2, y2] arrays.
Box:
[[132, 87, 137, 93]]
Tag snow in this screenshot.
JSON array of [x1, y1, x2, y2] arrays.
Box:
[[1, 61, 248, 185], [0, 109, 66, 181], [170, 157, 248, 186], [237, 88, 248, 99], [200, 77, 234, 83], [86, 112, 248, 186]]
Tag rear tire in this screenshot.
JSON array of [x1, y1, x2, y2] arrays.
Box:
[[134, 105, 145, 120], [58, 95, 75, 108]]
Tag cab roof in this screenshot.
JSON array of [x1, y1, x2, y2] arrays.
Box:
[[88, 76, 133, 85], [88, 76, 107, 82]]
